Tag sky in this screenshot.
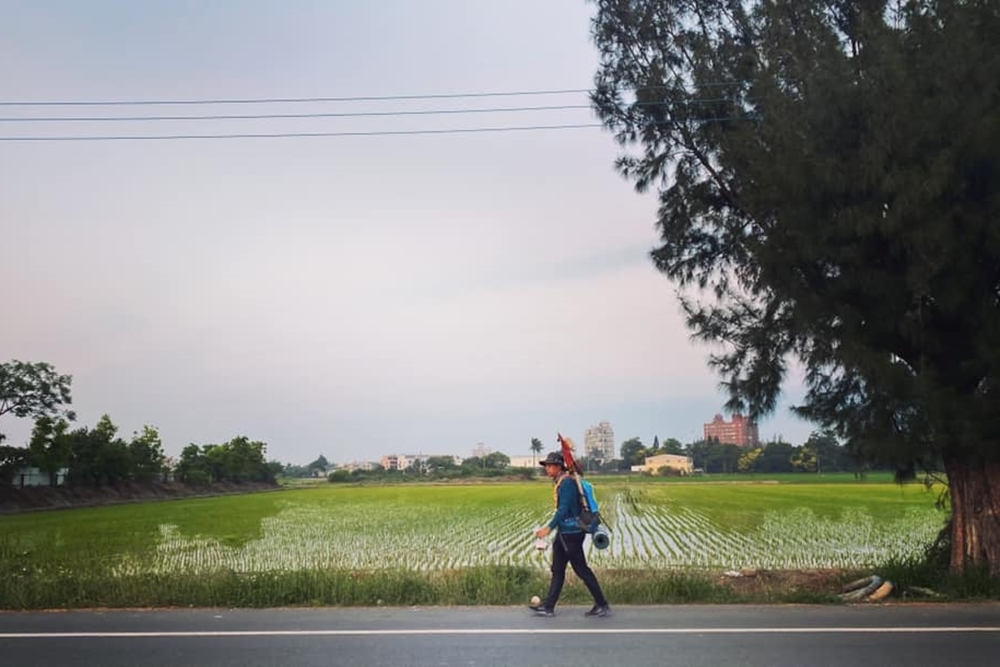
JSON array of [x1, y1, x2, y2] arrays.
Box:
[[0, 0, 816, 465]]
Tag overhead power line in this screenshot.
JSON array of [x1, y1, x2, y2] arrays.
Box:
[[0, 83, 751, 140], [0, 104, 593, 123], [0, 82, 743, 107], [0, 88, 593, 107], [0, 123, 606, 141], [0, 116, 749, 142], [0, 98, 739, 124]]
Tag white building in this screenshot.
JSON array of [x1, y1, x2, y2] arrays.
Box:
[[508, 455, 540, 468], [378, 454, 461, 470], [379, 454, 415, 470], [11, 467, 67, 487], [632, 454, 694, 476], [336, 461, 378, 472], [584, 421, 616, 461]]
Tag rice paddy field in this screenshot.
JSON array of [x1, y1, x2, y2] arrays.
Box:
[[0, 475, 949, 608]]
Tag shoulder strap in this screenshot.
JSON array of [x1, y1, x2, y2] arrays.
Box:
[[571, 473, 590, 512], [553, 472, 571, 508], [554, 472, 590, 512]]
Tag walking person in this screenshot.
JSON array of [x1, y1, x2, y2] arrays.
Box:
[[530, 450, 611, 617]]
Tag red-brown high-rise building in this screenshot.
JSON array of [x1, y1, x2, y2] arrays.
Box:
[[703, 413, 760, 447]]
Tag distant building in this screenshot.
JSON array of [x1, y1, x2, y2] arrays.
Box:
[[11, 467, 67, 488], [507, 455, 538, 468], [584, 421, 615, 461], [632, 454, 694, 476], [470, 442, 491, 459], [377, 454, 461, 470], [380, 454, 413, 470], [336, 461, 379, 473], [703, 413, 760, 447]]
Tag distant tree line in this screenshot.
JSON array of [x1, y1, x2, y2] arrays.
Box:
[[281, 455, 330, 479], [0, 359, 277, 488], [176, 436, 280, 484], [578, 430, 874, 476], [328, 452, 530, 483], [2, 412, 279, 488], [34, 414, 168, 487], [685, 431, 860, 475]]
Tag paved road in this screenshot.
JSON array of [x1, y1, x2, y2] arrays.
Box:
[[2, 604, 999, 667]]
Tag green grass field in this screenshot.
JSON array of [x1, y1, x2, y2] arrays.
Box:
[[0, 476, 949, 609]]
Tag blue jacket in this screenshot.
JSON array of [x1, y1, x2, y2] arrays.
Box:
[[547, 474, 583, 534]]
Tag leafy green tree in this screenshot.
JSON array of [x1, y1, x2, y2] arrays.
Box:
[[484, 451, 510, 469], [328, 469, 353, 483], [63, 427, 102, 487], [791, 446, 819, 473], [93, 415, 129, 486], [234, 436, 272, 482], [62, 415, 129, 488], [591, 0, 1000, 573], [176, 443, 211, 484], [805, 430, 850, 473], [204, 444, 232, 482], [758, 440, 795, 474], [28, 416, 70, 486], [460, 456, 484, 472], [619, 437, 646, 467], [705, 442, 741, 474], [738, 447, 763, 474], [307, 455, 329, 476], [99, 438, 132, 486], [128, 425, 166, 482], [425, 455, 460, 475], [205, 436, 270, 483], [661, 437, 685, 455], [282, 463, 312, 478], [459, 452, 510, 475], [684, 439, 711, 471], [0, 445, 30, 485], [265, 460, 283, 481], [0, 360, 74, 444]]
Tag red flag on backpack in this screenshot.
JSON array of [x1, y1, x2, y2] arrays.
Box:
[[557, 433, 583, 475]]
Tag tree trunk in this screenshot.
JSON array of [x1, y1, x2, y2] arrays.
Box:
[[943, 456, 1000, 576]]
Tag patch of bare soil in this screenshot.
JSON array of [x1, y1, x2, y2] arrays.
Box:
[[714, 568, 848, 600], [0, 480, 281, 514]]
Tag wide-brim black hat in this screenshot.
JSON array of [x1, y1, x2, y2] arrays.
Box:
[[539, 451, 565, 467]]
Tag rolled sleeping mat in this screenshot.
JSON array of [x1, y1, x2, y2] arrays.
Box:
[[866, 580, 894, 602], [839, 575, 882, 601], [592, 524, 611, 550]]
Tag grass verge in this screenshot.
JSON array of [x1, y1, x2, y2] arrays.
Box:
[[0, 566, 766, 610], [4, 563, 998, 610]]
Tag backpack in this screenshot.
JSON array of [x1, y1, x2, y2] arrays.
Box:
[[576, 478, 602, 533]]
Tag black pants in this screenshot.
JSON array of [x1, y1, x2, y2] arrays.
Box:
[[543, 531, 607, 609]]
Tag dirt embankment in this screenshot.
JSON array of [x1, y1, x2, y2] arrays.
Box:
[[0, 480, 281, 514]]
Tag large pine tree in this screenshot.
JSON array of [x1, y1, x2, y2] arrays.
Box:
[[590, 0, 1000, 573]]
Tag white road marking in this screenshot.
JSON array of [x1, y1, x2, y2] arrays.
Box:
[[2, 627, 999, 639]]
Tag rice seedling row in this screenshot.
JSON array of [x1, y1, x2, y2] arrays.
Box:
[[5, 481, 946, 580]]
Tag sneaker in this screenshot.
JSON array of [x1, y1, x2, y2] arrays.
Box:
[[529, 604, 554, 617], [584, 604, 611, 617]]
